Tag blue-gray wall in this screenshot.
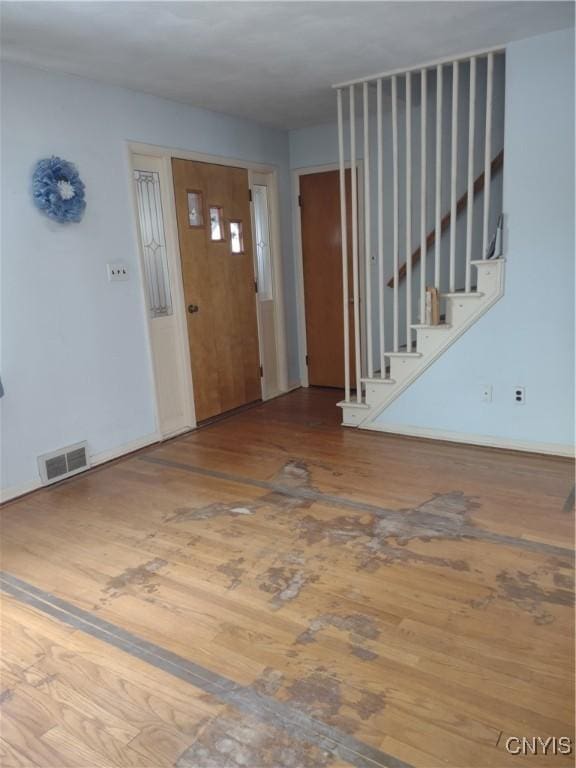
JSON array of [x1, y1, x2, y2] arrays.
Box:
[[0, 62, 299, 494]]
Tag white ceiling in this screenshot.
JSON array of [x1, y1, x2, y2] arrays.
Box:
[[1, 1, 573, 129]]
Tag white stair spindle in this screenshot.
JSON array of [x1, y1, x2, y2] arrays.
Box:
[[449, 61, 459, 293], [482, 52, 494, 259], [465, 57, 477, 291], [377, 78, 385, 377], [406, 72, 412, 348], [419, 68, 427, 322], [434, 64, 443, 290], [337, 88, 351, 403], [363, 82, 373, 378], [392, 75, 399, 352], [349, 85, 362, 400]]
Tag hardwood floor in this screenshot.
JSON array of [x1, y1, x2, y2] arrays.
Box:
[[1, 388, 574, 767]]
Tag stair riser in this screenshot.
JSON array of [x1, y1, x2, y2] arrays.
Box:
[[389, 357, 422, 380], [445, 300, 480, 326], [365, 382, 394, 407], [476, 266, 500, 294], [416, 329, 453, 356], [341, 407, 367, 426]]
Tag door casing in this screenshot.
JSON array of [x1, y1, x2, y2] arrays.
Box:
[[293, 162, 367, 389]]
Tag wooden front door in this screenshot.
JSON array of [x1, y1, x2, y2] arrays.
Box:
[[172, 159, 261, 422], [300, 169, 355, 389]]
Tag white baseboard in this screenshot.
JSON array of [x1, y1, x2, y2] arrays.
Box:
[[90, 432, 160, 466], [364, 421, 575, 458], [1, 432, 160, 504]]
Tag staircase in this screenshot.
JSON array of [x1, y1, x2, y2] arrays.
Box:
[[333, 48, 505, 431], [340, 259, 505, 427]]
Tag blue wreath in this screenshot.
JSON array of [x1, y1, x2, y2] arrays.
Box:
[[32, 156, 86, 223]]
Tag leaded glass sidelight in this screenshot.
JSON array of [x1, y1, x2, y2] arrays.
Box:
[[253, 184, 273, 300], [133, 170, 173, 317]]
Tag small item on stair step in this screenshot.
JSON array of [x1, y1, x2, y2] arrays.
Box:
[[425, 287, 440, 325]]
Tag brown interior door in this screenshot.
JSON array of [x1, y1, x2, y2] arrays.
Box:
[[172, 159, 261, 422], [300, 169, 355, 389]]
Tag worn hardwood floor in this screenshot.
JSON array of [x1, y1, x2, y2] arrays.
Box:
[[1, 388, 574, 768]]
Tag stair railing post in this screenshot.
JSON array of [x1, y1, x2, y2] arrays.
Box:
[[465, 56, 477, 291], [449, 60, 459, 293], [349, 84, 362, 401], [363, 82, 373, 378], [419, 68, 427, 322], [377, 78, 385, 376], [337, 88, 351, 403], [434, 64, 443, 290], [392, 75, 399, 352], [405, 72, 413, 347], [482, 52, 494, 259]]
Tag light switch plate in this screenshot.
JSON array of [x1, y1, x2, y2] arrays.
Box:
[[107, 263, 129, 282]]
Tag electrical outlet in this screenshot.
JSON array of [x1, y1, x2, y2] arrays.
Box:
[[514, 386, 525, 404], [107, 263, 129, 282], [481, 385, 493, 403]]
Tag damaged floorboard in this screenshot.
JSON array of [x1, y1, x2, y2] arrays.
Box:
[[0, 388, 574, 767]]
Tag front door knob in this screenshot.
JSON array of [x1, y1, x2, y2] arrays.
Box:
[[188, 304, 199, 314]]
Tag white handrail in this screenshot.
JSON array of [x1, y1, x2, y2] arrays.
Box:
[[332, 44, 504, 88]]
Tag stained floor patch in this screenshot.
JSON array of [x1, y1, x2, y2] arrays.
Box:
[[296, 613, 380, 649], [258, 566, 319, 609], [284, 669, 386, 732], [103, 557, 167, 599], [176, 711, 334, 768], [470, 567, 575, 625], [216, 557, 246, 590], [296, 494, 476, 573]]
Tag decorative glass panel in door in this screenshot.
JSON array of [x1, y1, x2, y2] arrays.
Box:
[[209, 206, 225, 241], [252, 184, 272, 300], [133, 169, 173, 317], [229, 220, 244, 254]]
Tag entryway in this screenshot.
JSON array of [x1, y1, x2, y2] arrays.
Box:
[[131, 148, 287, 434], [172, 159, 261, 422]]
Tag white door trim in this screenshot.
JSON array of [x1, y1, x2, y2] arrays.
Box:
[[129, 151, 196, 433], [292, 161, 366, 388], [248, 169, 289, 398], [127, 141, 290, 429]]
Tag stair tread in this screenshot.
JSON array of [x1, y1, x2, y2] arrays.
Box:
[[470, 258, 505, 265], [385, 351, 422, 358], [441, 291, 484, 298], [361, 377, 396, 385], [411, 323, 452, 330]]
